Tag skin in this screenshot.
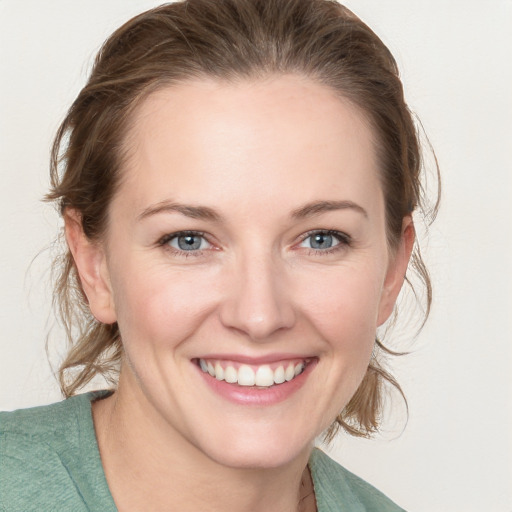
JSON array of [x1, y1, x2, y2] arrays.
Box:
[[66, 75, 414, 512]]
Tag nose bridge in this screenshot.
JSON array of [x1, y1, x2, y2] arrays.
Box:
[[220, 245, 295, 340]]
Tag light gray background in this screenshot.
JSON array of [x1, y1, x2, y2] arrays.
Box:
[[1, 1, 511, 511]]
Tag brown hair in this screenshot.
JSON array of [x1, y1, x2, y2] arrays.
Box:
[[47, 0, 439, 438]]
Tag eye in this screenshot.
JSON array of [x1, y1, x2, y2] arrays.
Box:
[[160, 231, 212, 252], [299, 230, 349, 251]]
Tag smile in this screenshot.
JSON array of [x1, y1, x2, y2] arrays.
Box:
[[197, 358, 309, 387]]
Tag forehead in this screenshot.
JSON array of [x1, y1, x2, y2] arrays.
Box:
[[116, 75, 382, 220]]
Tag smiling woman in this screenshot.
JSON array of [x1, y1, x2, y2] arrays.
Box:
[[0, 1, 437, 511]]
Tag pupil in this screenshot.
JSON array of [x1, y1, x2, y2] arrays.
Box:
[[312, 233, 332, 249], [178, 235, 201, 250]]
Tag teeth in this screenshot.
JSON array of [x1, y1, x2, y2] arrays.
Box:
[[198, 359, 308, 387], [273, 365, 285, 384], [285, 363, 295, 382], [224, 365, 237, 383], [238, 365, 256, 386], [214, 362, 224, 381], [255, 365, 274, 387], [294, 362, 305, 376]]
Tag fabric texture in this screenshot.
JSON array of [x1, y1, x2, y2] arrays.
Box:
[[0, 392, 405, 511]]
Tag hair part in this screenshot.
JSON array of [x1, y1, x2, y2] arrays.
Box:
[[47, 0, 439, 438]]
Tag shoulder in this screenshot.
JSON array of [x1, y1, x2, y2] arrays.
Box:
[[0, 391, 108, 454], [309, 448, 406, 512], [1, 392, 88, 436], [0, 391, 114, 512]]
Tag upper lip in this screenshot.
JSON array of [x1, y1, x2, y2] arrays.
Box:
[[194, 353, 315, 365]]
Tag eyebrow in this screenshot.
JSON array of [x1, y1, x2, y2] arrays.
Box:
[[137, 199, 368, 223], [137, 201, 223, 222], [291, 200, 368, 219]]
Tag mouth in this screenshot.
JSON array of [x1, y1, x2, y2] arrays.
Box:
[[195, 357, 312, 388]]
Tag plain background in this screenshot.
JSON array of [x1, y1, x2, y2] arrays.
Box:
[[0, 1, 511, 511]]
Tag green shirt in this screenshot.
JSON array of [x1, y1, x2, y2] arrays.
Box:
[[0, 392, 405, 511]]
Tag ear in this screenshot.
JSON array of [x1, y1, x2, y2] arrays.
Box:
[[64, 209, 117, 324], [377, 216, 415, 326]]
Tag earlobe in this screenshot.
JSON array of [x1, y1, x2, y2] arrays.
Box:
[[64, 209, 117, 324], [377, 217, 415, 326]]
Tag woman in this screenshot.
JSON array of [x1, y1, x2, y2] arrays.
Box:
[[0, 0, 437, 510]]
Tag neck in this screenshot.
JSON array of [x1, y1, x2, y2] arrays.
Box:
[[93, 375, 315, 512]]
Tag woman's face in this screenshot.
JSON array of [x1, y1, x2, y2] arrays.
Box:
[[82, 75, 411, 469]]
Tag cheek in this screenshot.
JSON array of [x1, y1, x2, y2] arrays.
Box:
[[110, 262, 220, 350], [296, 263, 384, 348]]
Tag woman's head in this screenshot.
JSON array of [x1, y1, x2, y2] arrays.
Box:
[[48, 0, 436, 440]]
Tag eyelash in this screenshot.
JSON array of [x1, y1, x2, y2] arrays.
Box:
[[157, 229, 351, 257], [297, 229, 352, 256], [157, 230, 211, 258]]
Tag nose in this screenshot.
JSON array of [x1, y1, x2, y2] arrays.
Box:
[[219, 253, 296, 341]]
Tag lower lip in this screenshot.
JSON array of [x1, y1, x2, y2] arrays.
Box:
[[196, 359, 317, 406]]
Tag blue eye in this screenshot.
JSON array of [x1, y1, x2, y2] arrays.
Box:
[[162, 232, 211, 252], [300, 231, 348, 251]]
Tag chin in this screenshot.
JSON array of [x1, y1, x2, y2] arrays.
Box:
[[189, 419, 317, 470], [208, 442, 312, 470]]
